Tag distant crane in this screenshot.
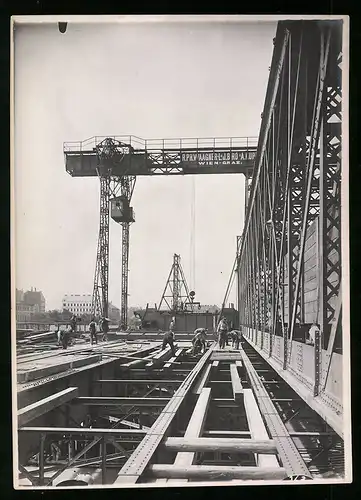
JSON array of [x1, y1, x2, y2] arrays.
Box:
[[158, 254, 192, 312]]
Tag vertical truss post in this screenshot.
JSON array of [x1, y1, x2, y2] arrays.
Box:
[[119, 174, 136, 329], [101, 436, 107, 484], [92, 175, 111, 318], [38, 433, 45, 486], [314, 325, 321, 396], [173, 254, 180, 311], [283, 325, 288, 370]]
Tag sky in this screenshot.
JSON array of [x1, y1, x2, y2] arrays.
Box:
[[14, 18, 276, 311]]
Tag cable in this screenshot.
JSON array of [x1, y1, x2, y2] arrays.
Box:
[[189, 177, 196, 291]]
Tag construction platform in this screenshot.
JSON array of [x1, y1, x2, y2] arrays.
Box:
[[16, 333, 344, 487]]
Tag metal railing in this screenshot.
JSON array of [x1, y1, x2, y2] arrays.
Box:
[[64, 136, 258, 153]]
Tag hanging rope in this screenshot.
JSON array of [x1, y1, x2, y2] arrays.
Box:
[[189, 177, 196, 291]]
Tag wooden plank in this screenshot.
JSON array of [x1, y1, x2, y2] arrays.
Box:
[[169, 387, 211, 484], [163, 348, 184, 370], [149, 464, 287, 480], [164, 437, 277, 454], [19, 426, 146, 436], [107, 416, 151, 432], [18, 387, 79, 427], [203, 430, 251, 437], [120, 350, 161, 369], [73, 397, 170, 407], [235, 360, 243, 370], [95, 379, 183, 385], [145, 346, 174, 368], [243, 389, 279, 468], [192, 364, 212, 395], [230, 363, 243, 403]]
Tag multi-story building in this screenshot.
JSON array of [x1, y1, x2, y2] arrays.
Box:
[[62, 294, 93, 315], [23, 288, 46, 313], [62, 294, 120, 322], [16, 302, 36, 323]]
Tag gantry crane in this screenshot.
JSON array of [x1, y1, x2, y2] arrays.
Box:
[[64, 136, 258, 328]]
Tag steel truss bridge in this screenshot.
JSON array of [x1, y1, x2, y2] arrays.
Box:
[[16, 20, 347, 487]]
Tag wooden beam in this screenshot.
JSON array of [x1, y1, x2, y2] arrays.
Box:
[[73, 397, 169, 407], [18, 387, 79, 427], [164, 437, 277, 454], [230, 363, 243, 403], [95, 379, 182, 385], [107, 416, 151, 432], [163, 348, 184, 370], [192, 364, 212, 395], [203, 430, 251, 437], [18, 426, 147, 436], [168, 387, 211, 484], [243, 389, 279, 468], [149, 464, 287, 480], [119, 350, 161, 369], [145, 346, 174, 368]]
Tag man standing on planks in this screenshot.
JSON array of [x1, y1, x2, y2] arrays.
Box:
[[217, 317, 229, 349], [231, 329, 242, 350], [89, 317, 97, 345], [162, 329, 176, 356], [192, 328, 208, 355], [99, 316, 109, 342]]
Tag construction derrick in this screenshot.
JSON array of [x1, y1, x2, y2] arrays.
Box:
[[91, 138, 136, 323], [158, 254, 192, 312]]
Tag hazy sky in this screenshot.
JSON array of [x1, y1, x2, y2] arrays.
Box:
[[14, 18, 276, 311]]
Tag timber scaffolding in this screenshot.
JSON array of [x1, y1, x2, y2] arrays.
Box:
[[15, 19, 347, 487]]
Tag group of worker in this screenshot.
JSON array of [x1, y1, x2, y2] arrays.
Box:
[[88, 317, 109, 345], [161, 316, 243, 358], [54, 316, 109, 349], [217, 316, 242, 349]]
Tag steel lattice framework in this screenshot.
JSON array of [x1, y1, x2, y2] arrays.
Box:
[[91, 139, 136, 322], [237, 20, 343, 403], [158, 254, 192, 312]]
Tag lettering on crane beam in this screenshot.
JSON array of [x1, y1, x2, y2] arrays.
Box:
[[181, 150, 256, 165]]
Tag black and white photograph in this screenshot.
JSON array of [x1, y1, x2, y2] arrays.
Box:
[[11, 15, 351, 488]]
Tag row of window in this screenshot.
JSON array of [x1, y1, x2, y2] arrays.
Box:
[[63, 303, 92, 308]]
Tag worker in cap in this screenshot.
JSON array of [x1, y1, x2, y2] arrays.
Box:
[[169, 316, 176, 332], [70, 314, 77, 334], [192, 328, 208, 355], [231, 329, 242, 350], [162, 329, 176, 356], [89, 317, 97, 345], [217, 317, 228, 349], [100, 316, 109, 342]]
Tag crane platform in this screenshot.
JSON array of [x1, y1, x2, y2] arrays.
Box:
[[64, 136, 258, 177]]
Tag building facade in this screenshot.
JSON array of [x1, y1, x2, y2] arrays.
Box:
[[16, 288, 46, 323], [16, 302, 36, 323], [62, 294, 93, 315], [23, 288, 46, 313]]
